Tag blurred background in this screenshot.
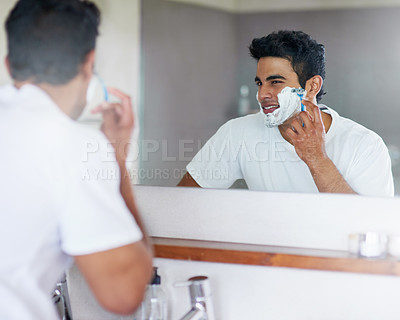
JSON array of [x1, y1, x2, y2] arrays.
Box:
[[1, 0, 400, 194]]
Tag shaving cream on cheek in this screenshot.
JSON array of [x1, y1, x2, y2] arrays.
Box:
[[257, 86, 304, 128]]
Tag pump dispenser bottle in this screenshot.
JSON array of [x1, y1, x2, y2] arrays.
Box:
[[133, 267, 168, 320]]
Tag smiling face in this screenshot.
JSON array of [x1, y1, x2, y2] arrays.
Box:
[[255, 56, 302, 116]]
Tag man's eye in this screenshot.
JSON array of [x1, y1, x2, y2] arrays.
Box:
[[255, 82, 262, 87], [271, 80, 283, 84]]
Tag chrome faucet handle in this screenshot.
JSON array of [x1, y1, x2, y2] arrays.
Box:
[[175, 276, 215, 320], [52, 273, 72, 320]]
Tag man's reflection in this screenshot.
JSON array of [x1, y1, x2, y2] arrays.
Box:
[[178, 30, 393, 197]]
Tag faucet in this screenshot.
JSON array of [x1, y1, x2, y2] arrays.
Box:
[[175, 276, 215, 320], [52, 273, 72, 320]]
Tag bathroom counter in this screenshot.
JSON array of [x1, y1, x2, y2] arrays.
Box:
[[152, 237, 400, 276]]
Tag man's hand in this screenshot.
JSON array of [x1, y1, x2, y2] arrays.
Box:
[[285, 99, 328, 170], [285, 100, 356, 194], [91, 87, 134, 165]]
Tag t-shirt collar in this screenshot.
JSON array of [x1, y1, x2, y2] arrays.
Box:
[[14, 83, 69, 119]]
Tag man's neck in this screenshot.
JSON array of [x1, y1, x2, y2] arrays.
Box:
[[14, 77, 84, 120]]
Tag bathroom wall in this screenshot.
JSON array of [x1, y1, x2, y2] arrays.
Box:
[[0, 0, 16, 85], [140, 0, 238, 186], [91, 0, 141, 113]]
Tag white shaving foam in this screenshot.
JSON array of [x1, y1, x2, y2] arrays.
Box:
[[257, 86, 305, 128]]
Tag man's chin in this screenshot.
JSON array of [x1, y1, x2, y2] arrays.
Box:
[[279, 111, 301, 126], [263, 115, 281, 128], [263, 113, 299, 128]]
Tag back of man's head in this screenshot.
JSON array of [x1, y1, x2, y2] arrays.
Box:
[[5, 0, 100, 85], [249, 30, 326, 102]]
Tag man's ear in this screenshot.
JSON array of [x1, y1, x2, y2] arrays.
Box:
[[5, 56, 11, 77], [305, 75, 323, 101], [81, 50, 96, 79]]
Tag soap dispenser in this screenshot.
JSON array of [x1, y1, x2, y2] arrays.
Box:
[[133, 267, 168, 320]]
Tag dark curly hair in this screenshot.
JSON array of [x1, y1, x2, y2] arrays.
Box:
[[6, 0, 100, 85], [249, 30, 326, 102]]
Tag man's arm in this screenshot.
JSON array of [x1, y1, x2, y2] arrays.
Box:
[[92, 87, 153, 245], [177, 171, 201, 187], [304, 157, 356, 194], [74, 242, 152, 315], [285, 100, 356, 194], [75, 87, 153, 315]]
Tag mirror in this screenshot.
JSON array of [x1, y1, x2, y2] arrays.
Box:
[[139, 0, 400, 195], [1, 0, 398, 195]]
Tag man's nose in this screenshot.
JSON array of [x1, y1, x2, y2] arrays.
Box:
[[258, 85, 273, 100]]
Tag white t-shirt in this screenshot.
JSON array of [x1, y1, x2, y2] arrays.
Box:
[[0, 84, 143, 319], [187, 106, 394, 197]]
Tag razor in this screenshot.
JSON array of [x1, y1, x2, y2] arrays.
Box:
[[291, 88, 306, 112]]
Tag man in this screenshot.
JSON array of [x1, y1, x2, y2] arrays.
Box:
[[0, 0, 152, 319], [178, 30, 394, 197]]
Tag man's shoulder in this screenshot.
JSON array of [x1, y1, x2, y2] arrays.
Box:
[[326, 106, 383, 144], [68, 121, 107, 141], [58, 121, 110, 156]]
